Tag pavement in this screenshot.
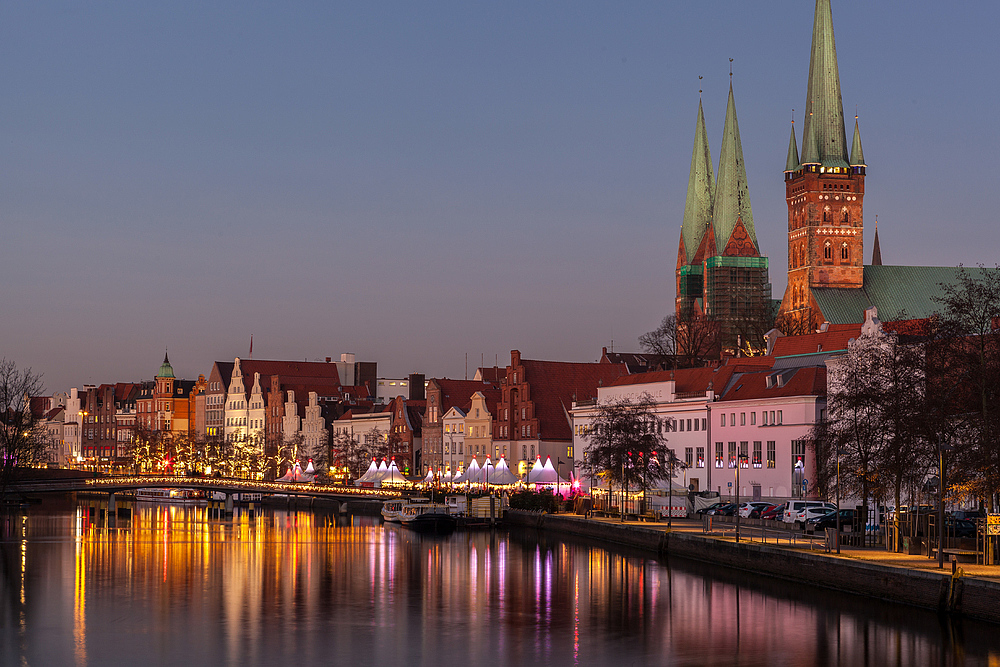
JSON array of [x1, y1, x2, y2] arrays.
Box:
[[564, 513, 1000, 582]]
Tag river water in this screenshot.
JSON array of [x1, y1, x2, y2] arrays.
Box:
[[1, 498, 998, 667]]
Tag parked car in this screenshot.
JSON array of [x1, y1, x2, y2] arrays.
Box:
[[760, 504, 785, 521], [784, 501, 837, 528], [738, 502, 772, 518], [807, 508, 855, 532], [944, 517, 977, 539], [696, 502, 728, 516], [707, 503, 737, 516], [750, 503, 781, 519], [951, 509, 986, 522]]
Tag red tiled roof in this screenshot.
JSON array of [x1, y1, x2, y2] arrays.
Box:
[[771, 324, 861, 357], [476, 367, 505, 383], [718, 367, 827, 401], [434, 379, 499, 412], [609, 358, 774, 394], [521, 359, 628, 440]]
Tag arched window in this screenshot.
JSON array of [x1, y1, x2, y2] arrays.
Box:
[[824, 241, 832, 260], [823, 207, 831, 222], [841, 243, 849, 261], [841, 208, 849, 224]]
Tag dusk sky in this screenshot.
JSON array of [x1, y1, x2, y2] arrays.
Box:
[[3, 1, 999, 393]]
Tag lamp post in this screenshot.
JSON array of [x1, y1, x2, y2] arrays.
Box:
[[557, 458, 564, 501], [937, 439, 954, 569], [835, 449, 844, 554], [735, 452, 748, 542]]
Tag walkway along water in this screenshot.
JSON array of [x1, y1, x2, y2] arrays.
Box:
[[506, 510, 1000, 625]]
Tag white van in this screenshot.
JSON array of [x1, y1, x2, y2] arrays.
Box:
[[782, 500, 836, 527]]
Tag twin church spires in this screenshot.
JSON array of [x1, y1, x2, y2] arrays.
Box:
[[675, 76, 770, 354], [677, 0, 868, 345]]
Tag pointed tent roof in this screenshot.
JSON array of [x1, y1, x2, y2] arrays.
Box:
[[423, 468, 435, 483], [525, 457, 546, 484], [713, 82, 758, 255], [491, 458, 519, 485], [357, 458, 379, 483], [785, 122, 800, 173], [381, 460, 407, 485], [850, 117, 866, 167], [801, 0, 849, 169], [681, 99, 716, 264], [158, 352, 175, 379]]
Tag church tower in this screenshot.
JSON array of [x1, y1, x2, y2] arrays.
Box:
[[675, 97, 715, 321], [778, 0, 866, 332]]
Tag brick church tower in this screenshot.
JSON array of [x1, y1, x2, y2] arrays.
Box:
[[778, 0, 866, 333]]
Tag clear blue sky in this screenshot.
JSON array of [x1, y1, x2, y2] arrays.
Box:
[[3, 1, 998, 392]]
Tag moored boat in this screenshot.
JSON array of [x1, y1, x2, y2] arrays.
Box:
[[136, 488, 207, 504], [382, 497, 429, 523], [398, 502, 456, 534]]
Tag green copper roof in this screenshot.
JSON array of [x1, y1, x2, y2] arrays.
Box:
[[801, 0, 849, 169], [158, 352, 175, 379], [785, 122, 800, 172], [812, 265, 1000, 324], [713, 83, 757, 255], [681, 99, 716, 264], [850, 117, 866, 166]]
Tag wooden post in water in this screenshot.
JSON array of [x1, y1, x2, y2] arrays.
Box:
[[107, 493, 116, 528], [225, 493, 234, 519]]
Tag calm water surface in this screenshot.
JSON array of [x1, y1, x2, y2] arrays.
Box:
[[1, 498, 999, 667]]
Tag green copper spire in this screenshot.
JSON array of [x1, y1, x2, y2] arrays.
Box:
[[801, 0, 849, 169], [681, 99, 716, 264], [713, 82, 757, 255], [850, 117, 866, 166], [785, 121, 800, 173], [158, 351, 175, 379]]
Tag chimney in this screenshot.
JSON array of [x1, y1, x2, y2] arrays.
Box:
[[326, 357, 332, 363]]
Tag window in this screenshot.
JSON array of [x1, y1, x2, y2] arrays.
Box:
[[694, 418, 700, 431], [715, 442, 723, 468], [567, 447, 573, 458], [685, 447, 693, 467], [824, 241, 832, 260], [841, 243, 849, 261], [777, 411, 782, 425], [728, 442, 737, 468], [701, 418, 707, 431], [740, 413, 745, 426], [696, 447, 705, 468], [730, 413, 735, 427], [739, 442, 749, 468], [753, 441, 762, 468], [770, 410, 775, 425], [720, 413, 726, 427], [679, 419, 684, 432], [522, 445, 527, 459], [687, 419, 692, 431], [750, 412, 756, 425]]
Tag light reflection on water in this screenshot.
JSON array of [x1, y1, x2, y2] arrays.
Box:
[[0, 500, 999, 666]]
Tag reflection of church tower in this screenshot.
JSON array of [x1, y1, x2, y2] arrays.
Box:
[[778, 0, 866, 332], [676, 78, 772, 354]]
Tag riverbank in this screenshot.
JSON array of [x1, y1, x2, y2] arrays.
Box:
[[506, 510, 1000, 625]]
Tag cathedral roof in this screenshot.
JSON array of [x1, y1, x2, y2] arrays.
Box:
[[801, 0, 850, 169], [713, 82, 757, 255], [680, 99, 715, 264], [811, 265, 1000, 324]]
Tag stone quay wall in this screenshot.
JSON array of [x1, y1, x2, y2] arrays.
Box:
[[506, 511, 1000, 625]]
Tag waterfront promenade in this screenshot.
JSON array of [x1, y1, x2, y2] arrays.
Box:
[[509, 510, 1000, 624]]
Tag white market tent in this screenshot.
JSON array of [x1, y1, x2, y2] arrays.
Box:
[[304, 460, 315, 474], [355, 459, 379, 485], [373, 458, 389, 481], [489, 457, 519, 485], [380, 459, 408, 486], [526, 457, 566, 485], [457, 458, 481, 485], [422, 469, 435, 484]]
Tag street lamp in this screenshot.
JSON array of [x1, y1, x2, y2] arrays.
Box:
[[557, 458, 564, 501], [735, 451, 748, 542], [937, 439, 954, 569]]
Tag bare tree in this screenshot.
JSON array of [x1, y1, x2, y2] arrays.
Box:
[[579, 394, 671, 514], [929, 266, 1000, 509], [639, 313, 719, 369], [331, 426, 390, 481], [0, 360, 46, 495]]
